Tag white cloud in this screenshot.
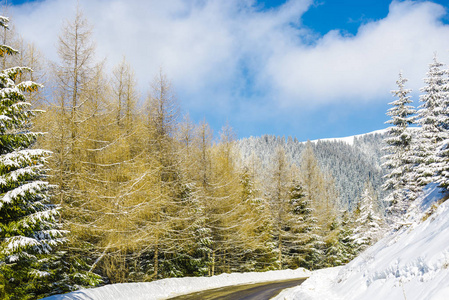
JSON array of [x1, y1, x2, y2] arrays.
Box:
[[265, 0, 449, 107], [7, 0, 449, 116]]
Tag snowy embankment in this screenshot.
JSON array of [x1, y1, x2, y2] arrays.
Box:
[[44, 268, 310, 300], [275, 184, 449, 300]]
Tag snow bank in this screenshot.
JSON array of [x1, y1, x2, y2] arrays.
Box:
[[279, 184, 449, 300], [272, 267, 342, 300], [43, 268, 310, 300]]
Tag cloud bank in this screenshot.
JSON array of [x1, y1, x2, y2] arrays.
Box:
[[7, 0, 449, 137]]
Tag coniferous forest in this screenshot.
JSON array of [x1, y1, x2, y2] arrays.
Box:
[[1, 7, 449, 300]]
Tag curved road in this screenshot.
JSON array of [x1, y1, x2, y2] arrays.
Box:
[[167, 278, 306, 300]]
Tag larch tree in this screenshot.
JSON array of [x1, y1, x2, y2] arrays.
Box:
[[45, 7, 103, 287], [191, 120, 215, 276], [239, 153, 276, 271], [95, 58, 141, 283], [0, 16, 64, 299], [16, 42, 47, 108], [137, 69, 186, 279], [112, 57, 138, 130], [0, 20, 47, 108], [212, 124, 271, 274], [267, 145, 292, 269], [210, 125, 240, 273], [174, 115, 212, 276]]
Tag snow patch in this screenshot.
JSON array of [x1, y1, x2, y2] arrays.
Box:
[[272, 267, 342, 300], [278, 188, 449, 300], [43, 268, 311, 300]]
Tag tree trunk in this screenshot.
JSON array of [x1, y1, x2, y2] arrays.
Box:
[[154, 244, 159, 279], [278, 234, 282, 270], [211, 251, 215, 276]]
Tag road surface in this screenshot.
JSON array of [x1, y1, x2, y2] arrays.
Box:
[[167, 277, 306, 300]]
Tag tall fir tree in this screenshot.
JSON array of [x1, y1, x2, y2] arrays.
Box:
[[285, 180, 321, 269], [433, 62, 449, 190], [352, 180, 385, 251], [412, 56, 449, 189], [382, 72, 416, 223], [336, 211, 358, 264], [0, 16, 65, 299]]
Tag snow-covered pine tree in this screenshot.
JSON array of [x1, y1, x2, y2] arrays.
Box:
[[0, 16, 65, 299], [433, 63, 449, 190], [382, 72, 416, 222], [286, 180, 322, 269], [352, 180, 385, 251], [412, 56, 449, 190], [323, 210, 359, 267], [337, 211, 358, 263]]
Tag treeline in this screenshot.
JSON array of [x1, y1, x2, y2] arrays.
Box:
[[0, 10, 386, 300], [382, 59, 449, 224]]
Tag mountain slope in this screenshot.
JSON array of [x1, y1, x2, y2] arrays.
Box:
[[276, 183, 449, 300], [238, 130, 387, 209]]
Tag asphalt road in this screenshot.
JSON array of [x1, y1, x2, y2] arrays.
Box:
[[167, 277, 306, 300]]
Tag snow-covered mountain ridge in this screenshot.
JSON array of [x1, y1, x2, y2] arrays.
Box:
[[309, 129, 388, 146], [275, 184, 449, 300]]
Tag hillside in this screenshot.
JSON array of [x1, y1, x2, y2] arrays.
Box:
[[238, 130, 388, 209], [275, 183, 449, 300]]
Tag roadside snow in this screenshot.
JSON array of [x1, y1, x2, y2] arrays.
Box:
[[272, 267, 342, 300], [43, 268, 310, 300], [278, 183, 449, 300]]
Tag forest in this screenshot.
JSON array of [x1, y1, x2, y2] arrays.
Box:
[[0, 6, 448, 300], [238, 131, 387, 210]]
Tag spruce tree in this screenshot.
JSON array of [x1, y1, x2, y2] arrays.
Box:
[[337, 211, 358, 263], [433, 64, 449, 190], [0, 16, 64, 299], [352, 180, 385, 251], [323, 211, 359, 267], [286, 181, 321, 269], [413, 56, 449, 189], [322, 221, 344, 268], [382, 72, 416, 222]]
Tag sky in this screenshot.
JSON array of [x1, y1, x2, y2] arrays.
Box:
[[4, 0, 449, 141]]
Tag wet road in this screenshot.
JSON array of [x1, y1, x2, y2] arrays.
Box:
[[167, 277, 306, 300]]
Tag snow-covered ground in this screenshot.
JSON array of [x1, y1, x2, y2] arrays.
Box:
[[275, 184, 449, 300], [43, 268, 310, 300]]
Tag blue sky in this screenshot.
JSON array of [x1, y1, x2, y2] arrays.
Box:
[[6, 0, 449, 141]]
